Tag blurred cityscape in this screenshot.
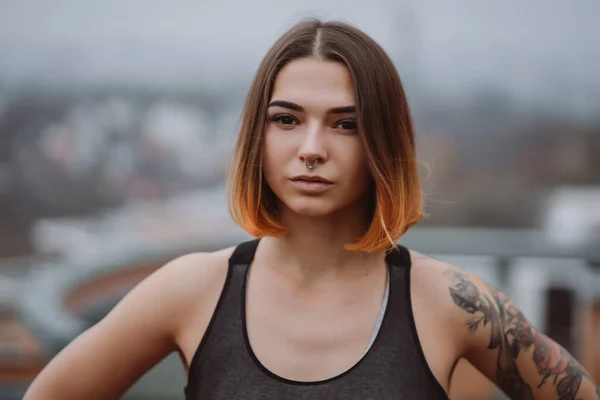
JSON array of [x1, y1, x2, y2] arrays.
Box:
[[0, 1, 599, 399]]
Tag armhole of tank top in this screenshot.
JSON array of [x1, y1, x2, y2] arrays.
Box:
[[403, 251, 450, 399], [186, 261, 234, 380]]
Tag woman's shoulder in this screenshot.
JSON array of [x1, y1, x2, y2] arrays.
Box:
[[408, 249, 455, 289], [408, 249, 483, 307], [118, 245, 237, 337], [155, 246, 237, 305], [410, 250, 483, 303], [164, 246, 236, 276], [408, 249, 497, 351], [408, 250, 461, 317], [409, 249, 487, 312]]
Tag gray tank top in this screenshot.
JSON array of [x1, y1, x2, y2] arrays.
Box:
[[184, 239, 448, 399]]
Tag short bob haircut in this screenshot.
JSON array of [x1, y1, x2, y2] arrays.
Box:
[[228, 19, 423, 252]]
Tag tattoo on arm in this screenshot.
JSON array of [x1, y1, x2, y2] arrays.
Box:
[[444, 269, 600, 400]]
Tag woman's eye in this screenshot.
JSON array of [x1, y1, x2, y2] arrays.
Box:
[[270, 115, 297, 125], [335, 120, 357, 131]]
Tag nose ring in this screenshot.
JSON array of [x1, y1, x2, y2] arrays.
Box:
[[305, 159, 318, 169]]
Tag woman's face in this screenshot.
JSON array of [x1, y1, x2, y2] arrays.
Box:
[[263, 57, 372, 219]]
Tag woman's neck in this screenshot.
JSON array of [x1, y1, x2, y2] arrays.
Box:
[[257, 206, 385, 283]]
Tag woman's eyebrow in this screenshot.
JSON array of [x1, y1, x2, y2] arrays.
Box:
[[268, 100, 355, 114]]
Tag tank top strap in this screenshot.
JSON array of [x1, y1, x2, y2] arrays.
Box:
[[385, 243, 412, 268], [229, 238, 261, 266]]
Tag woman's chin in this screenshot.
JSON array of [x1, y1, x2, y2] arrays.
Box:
[[281, 198, 338, 218], [277, 192, 368, 220], [289, 205, 335, 218]]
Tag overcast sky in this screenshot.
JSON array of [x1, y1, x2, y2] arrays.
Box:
[[0, 0, 598, 117]]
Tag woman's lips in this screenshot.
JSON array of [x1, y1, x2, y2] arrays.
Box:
[[289, 178, 334, 193]]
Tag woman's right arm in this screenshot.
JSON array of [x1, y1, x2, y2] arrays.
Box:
[[23, 252, 213, 400]]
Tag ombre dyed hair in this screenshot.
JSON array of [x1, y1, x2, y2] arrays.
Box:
[[227, 19, 423, 252]]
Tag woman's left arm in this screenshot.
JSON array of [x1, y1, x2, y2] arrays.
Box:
[[443, 267, 600, 399]]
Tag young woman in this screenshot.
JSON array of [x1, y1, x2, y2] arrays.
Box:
[[24, 19, 599, 400]]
